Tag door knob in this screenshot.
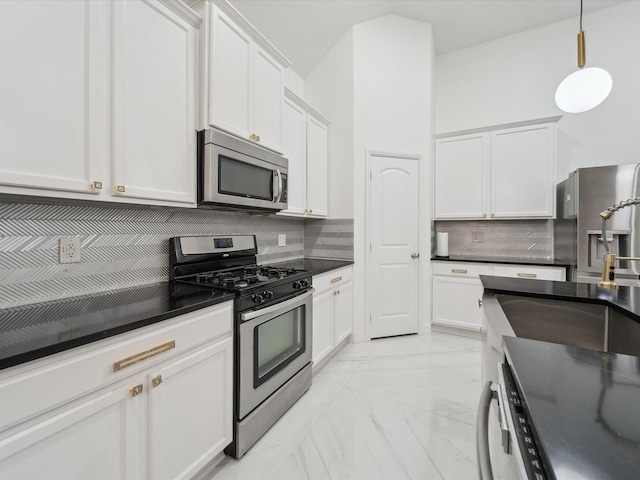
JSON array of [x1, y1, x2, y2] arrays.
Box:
[[411, 253, 420, 259]]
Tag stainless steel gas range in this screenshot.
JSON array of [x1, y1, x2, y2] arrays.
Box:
[[170, 235, 313, 458]]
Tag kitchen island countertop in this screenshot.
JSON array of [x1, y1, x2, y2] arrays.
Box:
[[504, 336, 640, 480], [0, 282, 236, 371]]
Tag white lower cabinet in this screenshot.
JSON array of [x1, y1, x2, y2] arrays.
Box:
[[0, 301, 233, 479], [431, 262, 566, 333], [312, 266, 353, 369]]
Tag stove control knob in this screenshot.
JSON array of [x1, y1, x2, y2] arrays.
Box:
[[300, 279, 310, 288], [293, 281, 301, 290], [264, 290, 274, 300], [252, 294, 265, 304]]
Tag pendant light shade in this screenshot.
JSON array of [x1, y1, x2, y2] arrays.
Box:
[[555, 0, 612, 113], [555, 67, 612, 113]]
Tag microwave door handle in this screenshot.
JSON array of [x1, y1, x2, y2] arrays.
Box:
[[477, 380, 495, 480], [273, 169, 283, 203]]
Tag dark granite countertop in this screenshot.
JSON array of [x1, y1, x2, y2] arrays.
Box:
[[504, 336, 640, 480], [0, 282, 236, 371], [480, 274, 640, 322], [431, 254, 570, 267], [267, 258, 354, 276]]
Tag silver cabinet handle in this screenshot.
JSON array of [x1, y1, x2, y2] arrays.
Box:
[[451, 269, 468, 274], [477, 381, 495, 480], [411, 253, 420, 259]]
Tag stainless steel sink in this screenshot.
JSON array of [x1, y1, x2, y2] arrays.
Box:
[[495, 294, 640, 356], [481, 292, 640, 384]]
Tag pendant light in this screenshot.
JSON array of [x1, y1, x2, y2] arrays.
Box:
[[555, 0, 612, 113]]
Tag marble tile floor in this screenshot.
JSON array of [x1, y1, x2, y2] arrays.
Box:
[[210, 332, 481, 480]]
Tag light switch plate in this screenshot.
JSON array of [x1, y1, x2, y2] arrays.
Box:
[[278, 234, 286, 247], [472, 232, 484, 243]]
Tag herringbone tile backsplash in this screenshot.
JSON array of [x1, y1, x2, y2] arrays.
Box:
[[0, 200, 353, 308]]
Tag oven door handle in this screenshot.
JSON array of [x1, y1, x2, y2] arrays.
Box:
[[241, 289, 315, 322]]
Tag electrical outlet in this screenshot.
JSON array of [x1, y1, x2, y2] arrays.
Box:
[[472, 231, 484, 243], [59, 237, 81, 264], [278, 234, 286, 247]]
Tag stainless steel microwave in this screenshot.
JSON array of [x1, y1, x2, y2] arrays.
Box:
[[197, 129, 288, 211]]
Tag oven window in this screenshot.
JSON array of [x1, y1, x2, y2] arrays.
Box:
[[219, 155, 273, 200], [254, 305, 305, 388]]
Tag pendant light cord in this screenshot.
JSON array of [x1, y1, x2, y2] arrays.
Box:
[[580, 0, 583, 31]]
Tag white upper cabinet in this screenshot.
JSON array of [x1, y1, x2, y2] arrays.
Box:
[[279, 89, 328, 218], [433, 132, 489, 219], [0, 0, 200, 207], [434, 118, 559, 220], [0, 1, 106, 198], [203, 1, 290, 153], [112, 0, 198, 205]]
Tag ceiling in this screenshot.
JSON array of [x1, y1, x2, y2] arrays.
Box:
[[228, 0, 626, 77]]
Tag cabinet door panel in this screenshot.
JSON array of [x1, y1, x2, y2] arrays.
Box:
[[432, 276, 484, 331], [312, 290, 334, 367], [252, 46, 284, 152], [209, 8, 251, 139], [148, 337, 232, 480], [306, 115, 328, 217], [280, 98, 307, 216], [112, 0, 196, 204], [434, 134, 488, 219], [491, 125, 554, 218], [0, 1, 105, 196], [0, 384, 142, 479], [333, 281, 353, 345]]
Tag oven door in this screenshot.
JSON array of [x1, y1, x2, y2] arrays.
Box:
[[238, 289, 313, 419]]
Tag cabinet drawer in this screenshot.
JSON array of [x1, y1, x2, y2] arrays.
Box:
[[431, 262, 492, 278], [0, 301, 233, 431], [313, 266, 353, 293], [492, 265, 566, 281]]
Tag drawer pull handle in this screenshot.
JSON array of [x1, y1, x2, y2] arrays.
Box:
[[152, 375, 163, 388], [451, 269, 468, 274], [130, 384, 143, 397], [517, 273, 537, 278], [113, 341, 176, 372], [330, 276, 342, 284]]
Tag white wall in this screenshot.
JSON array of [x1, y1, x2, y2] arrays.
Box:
[[304, 30, 355, 219], [435, 1, 640, 181]]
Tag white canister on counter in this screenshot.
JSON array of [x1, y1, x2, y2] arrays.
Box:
[[436, 232, 449, 257]]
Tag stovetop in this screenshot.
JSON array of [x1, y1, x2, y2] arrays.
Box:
[[179, 264, 310, 293], [170, 235, 313, 311]]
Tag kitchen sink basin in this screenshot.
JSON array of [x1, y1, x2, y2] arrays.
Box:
[[495, 294, 640, 357]]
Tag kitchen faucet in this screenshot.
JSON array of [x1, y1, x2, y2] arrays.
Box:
[[598, 197, 640, 288]]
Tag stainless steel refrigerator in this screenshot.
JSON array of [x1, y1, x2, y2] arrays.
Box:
[[555, 163, 640, 286]]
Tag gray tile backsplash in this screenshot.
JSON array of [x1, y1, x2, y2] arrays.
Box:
[[304, 218, 354, 260], [434, 220, 553, 260], [0, 201, 354, 308]]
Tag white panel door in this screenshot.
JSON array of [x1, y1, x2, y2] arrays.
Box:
[[368, 152, 420, 338], [0, 381, 142, 479], [148, 337, 233, 480], [252, 46, 284, 153], [306, 115, 328, 217], [312, 289, 334, 366], [0, 0, 106, 196], [280, 97, 307, 216], [434, 133, 489, 219], [432, 275, 485, 331], [112, 0, 196, 204], [491, 124, 555, 218], [209, 6, 251, 140], [333, 281, 353, 345]]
